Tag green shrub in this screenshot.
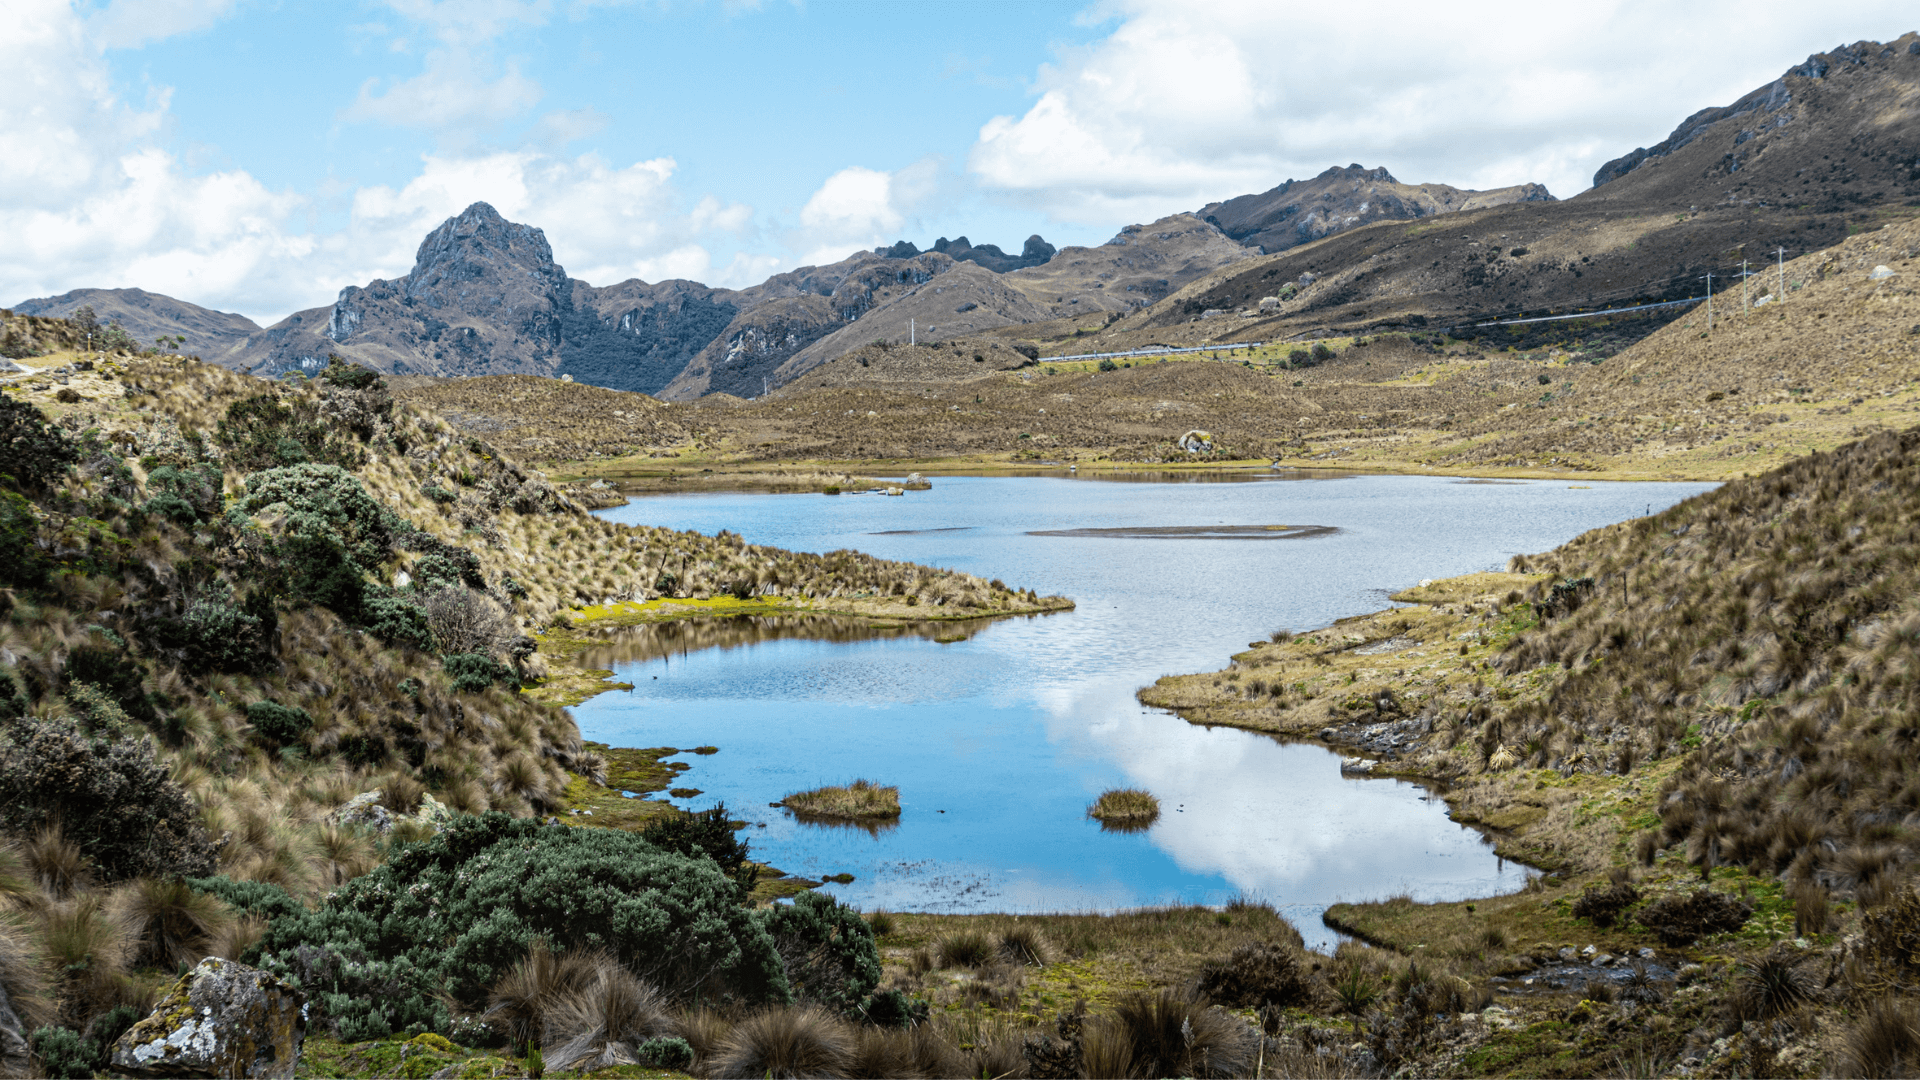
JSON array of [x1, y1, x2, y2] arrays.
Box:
[[318, 355, 382, 391], [250, 813, 787, 1037], [362, 590, 435, 652], [763, 891, 881, 1016], [639, 804, 757, 900], [442, 652, 512, 692], [1311, 342, 1335, 363], [146, 582, 274, 675], [0, 491, 49, 588], [246, 701, 314, 744], [637, 1036, 695, 1070], [187, 875, 308, 930], [241, 464, 408, 574], [422, 484, 456, 504], [1195, 942, 1315, 1008], [1097, 358, 1118, 372], [215, 394, 364, 471], [0, 716, 217, 883], [0, 396, 76, 492], [143, 463, 223, 524], [28, 1025, 98, 1078]]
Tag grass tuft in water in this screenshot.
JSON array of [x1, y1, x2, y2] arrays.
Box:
[[1088, 787, 1161, 828], [780, 779, 901, 821]]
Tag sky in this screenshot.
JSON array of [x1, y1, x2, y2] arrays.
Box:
[[5, 0, 1916, 328]]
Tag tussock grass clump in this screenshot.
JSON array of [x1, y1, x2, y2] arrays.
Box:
[[707, 1005, 852, 1080], [1087, 787, 1160, 828], [780, 779, 900, 821], [1844, 999, 1920, 1078], [935, 930, 995, 969]]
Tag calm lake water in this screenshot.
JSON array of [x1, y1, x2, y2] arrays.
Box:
[[579, 471, 1714, 946]]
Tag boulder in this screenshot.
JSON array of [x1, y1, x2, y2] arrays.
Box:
[[111, 957, 305, 1078], [0, 980, 30, 1077]]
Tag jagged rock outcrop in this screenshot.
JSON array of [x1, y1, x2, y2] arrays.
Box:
[[111, 958, 305, 1079], [1199, 165, 1555, 255], [661, 295, 840, 400], [881, 234, 1058, 272]]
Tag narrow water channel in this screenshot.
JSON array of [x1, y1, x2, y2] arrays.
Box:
[[576, 471, 1714, 946]]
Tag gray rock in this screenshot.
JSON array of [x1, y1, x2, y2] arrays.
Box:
[[0, 979, 30, 1077], [111, 957, 305, 1078]]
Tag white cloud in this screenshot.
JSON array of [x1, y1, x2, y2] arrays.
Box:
[[344, 50, 544, 130], [789, 159, 954, 269], [971, 0, 1920, 222], [0, 4, 769, 323], [89, 0, 239, 50]]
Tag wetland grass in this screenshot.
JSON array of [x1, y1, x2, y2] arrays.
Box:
[[778, 779, 901, 822], [1088, 787, 1160, 830]]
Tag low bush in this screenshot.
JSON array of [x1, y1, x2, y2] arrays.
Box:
[[442, 652, 513, 693], [1636, 888, 1752, 945], [28, 1025, 97, 1079], [0, 717, 215, 883], [245, 701, 313, 745], [248, 813, 786, 1039], [762, 891, 881, 1016], [1195, 941, 1317, 1008], [1570, 881, 1640, 928]]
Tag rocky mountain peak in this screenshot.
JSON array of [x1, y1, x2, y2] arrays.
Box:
[[407, 202, 567, 302]]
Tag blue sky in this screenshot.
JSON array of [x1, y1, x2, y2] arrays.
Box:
[[5, 1, 1915, 325]]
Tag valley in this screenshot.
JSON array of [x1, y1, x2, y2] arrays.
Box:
[[5, 27, 1920, 1080]]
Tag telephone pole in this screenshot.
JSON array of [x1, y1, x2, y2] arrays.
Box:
[[1774, 246, 1789, 302], [1701, 271, 1714, 332]]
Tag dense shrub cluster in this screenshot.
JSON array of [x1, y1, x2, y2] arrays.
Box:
[[0, 715, 215, 882]]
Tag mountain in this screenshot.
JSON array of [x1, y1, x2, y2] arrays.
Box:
[[9, 287, 260, 357], [1199, 164, 1555, 254], [1074, 34, 1920, 356]]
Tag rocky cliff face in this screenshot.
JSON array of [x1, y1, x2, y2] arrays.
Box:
[[230, 203, 575, 380], [878, 234, 1058, 272], [1199, 165, 1555, 255], [1584, 34, 1920, 209]]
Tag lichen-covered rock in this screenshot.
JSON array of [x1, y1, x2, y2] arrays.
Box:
[[330, 790, 397, 833], [111, 957, 306, 1078]]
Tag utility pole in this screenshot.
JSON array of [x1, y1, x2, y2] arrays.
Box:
[[1701, 272, 1714, 332], [1738, 260, 1759, 314], [910, 318, 915, 346], [1774, 246, 1789, 302]]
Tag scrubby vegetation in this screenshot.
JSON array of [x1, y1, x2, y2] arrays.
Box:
[[0, 329, 1073, 1076], [1143, 417, 1920, 1074]]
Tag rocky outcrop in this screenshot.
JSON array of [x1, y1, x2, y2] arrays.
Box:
[[661, 295, 841, 400], [1590, 77, 1794, 189], [1199, 165, 1555, 255], [882, 234, 1058, 273], [111, 957, 305, 1079]]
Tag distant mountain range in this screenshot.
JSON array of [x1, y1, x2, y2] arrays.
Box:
[[14, 33, 1918, 399]]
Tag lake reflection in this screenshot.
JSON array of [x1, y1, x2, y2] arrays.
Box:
[[578, 472, 1715, 946]]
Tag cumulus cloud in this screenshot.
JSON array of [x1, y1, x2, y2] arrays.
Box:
[[971, 0, 1920, 223], [790, 158, 952, 268]]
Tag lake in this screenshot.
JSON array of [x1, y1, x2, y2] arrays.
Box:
[[576, 471, 1714, 946]]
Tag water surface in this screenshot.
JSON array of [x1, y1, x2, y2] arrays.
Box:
[[580, 472, 1713, 945]]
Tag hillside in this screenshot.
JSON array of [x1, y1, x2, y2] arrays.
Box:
[[10, 288, 261, 358], [1199, 163, 1555, 254], [1131, 416, 1920, 1075]]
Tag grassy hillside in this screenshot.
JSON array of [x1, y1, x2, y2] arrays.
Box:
[[1142, 422, 1920, 1074], [0, 340, 1071, 1073]]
